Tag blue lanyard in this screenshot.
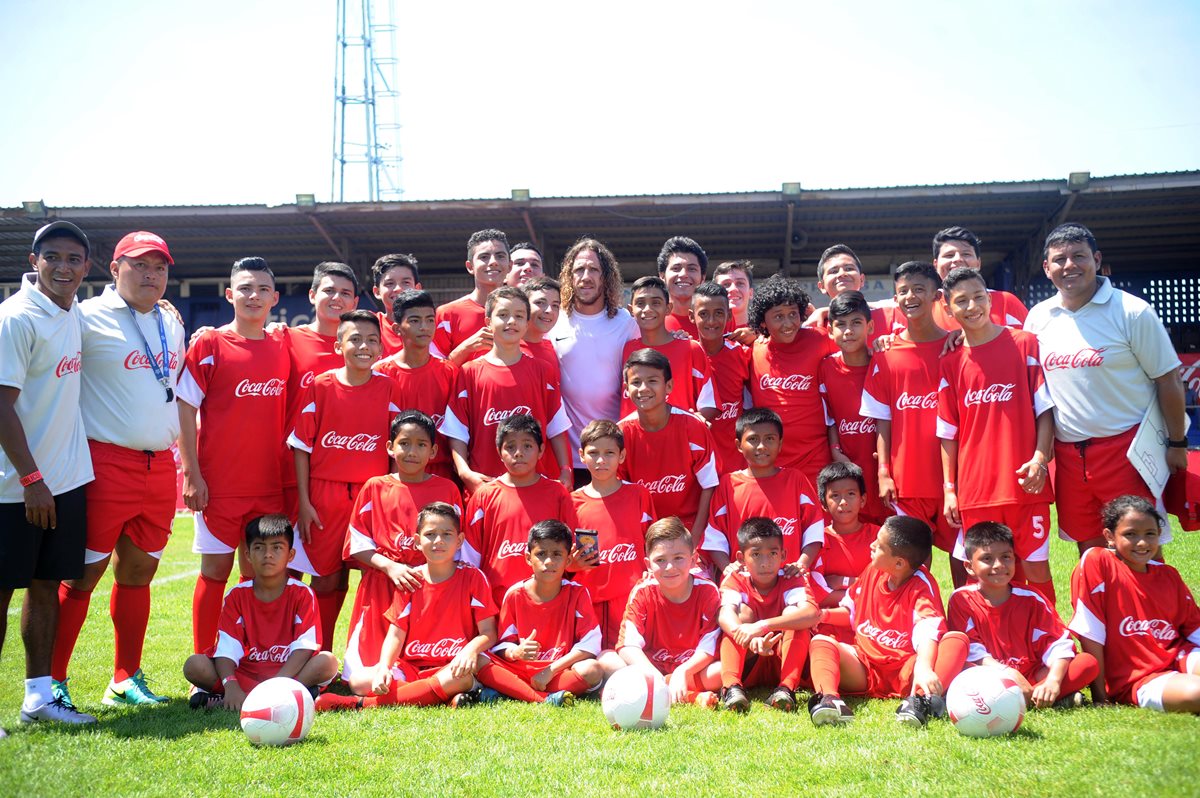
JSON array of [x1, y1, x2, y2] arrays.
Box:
[[127, 303, 174, 402]]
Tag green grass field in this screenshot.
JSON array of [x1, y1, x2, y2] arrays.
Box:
[[1, 516, 1197, 798]]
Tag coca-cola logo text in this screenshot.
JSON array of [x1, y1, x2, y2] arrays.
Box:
[[497, 540, 527, 559], [300, 371, 316, 389], [963, 383, 1015, 407], [483, 405, 532, 426], [857, 620, 909, 648], [56, 352, 82, 378], [639, 474, 687, 494], [1118, 616, 1177, 642], [321, 431, 381, 452], [774, 516, 797, 537], [650, 647, 693, 666], [405, 637, 466, 659], [1044, 348, 1107, 371], [124, 349, 179, 371], [759, 374, 813, 392], [598, 543, 639, 565], [838, 418, 875, 436], [718, 401, 740, 421], [235, 378, 285, 397], [895, 391, 937, 411], [968, 691, 992, 715], [246, 644, 289, 664]]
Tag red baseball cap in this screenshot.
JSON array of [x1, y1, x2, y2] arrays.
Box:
[[113, 231, 173, 265], [1163, 467, 1200, 532]]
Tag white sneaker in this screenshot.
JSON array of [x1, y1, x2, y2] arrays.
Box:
[[20, 697, 97, 724]]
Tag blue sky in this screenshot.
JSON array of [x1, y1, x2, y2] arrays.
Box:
[[1, 0, 1197, 207]]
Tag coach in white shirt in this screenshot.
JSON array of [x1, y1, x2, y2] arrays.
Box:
[[0, 221, 96, 729], [550, 237, 639, 485], [51, 231, 186, 711], [1024, 222, 1187, 553]]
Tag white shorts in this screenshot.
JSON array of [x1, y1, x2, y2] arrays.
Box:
[[1135, 673, 1174, 712]]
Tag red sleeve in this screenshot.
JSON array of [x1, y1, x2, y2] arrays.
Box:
[[469, 567, 500, 622], [618, 585, 650, 649], [936, 356, 960, 441], [800, 572, 830, 608], [1176, 574, 1200, 642], [1068, 549, 1109, 643], [690, 342, 717, 411], [179, 331, 217, 405], [1002, 292, 1029, 327], [432, 305, 453, 360], [698, 583, 721, 635], [463, 491, 485, 567], [289, 585, 320, 652], [860, 357, 892, 419], [214, 588, 244, 657], [572, 587, 601, 643], [384, 589, 412, 631], [638, 485, 656, 537], [557, 485, 579, 529], [497, 588, 520, 645], [440, 365, 472, 444], [291, 382, 319, 449], [689, 418, 719, 489], [704, 479, 733, 554]]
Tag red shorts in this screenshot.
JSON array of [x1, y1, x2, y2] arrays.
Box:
[[492, 657, 594, 692], [852, 650, 917, 699], [593, 599, 625, 650], [894, 496, 960, 556], [392, 659, 447, 683], [85, 441, 176, 564], [282, 484, 300, 525], [959, 503, 1052, 562], [194, 494, 284, 554], [1054, 427, 1153, 543], [1113, 643, 1200, 708], [292, 478, 361, 577]]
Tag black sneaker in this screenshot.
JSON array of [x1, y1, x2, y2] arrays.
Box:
[[808, 693, 854, 726], [188, 689, 222, 711], [1052, 690, 1086, 710], [451, 688, 481, 709], [896, 694, 930, 728], [765, 685, 796, 712], [925, 693, 947, 719], [720, 685, 750, 713]]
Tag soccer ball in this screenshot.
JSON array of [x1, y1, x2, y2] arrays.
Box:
[[946, 666, 1026, 737], [601, 666, 669, 731], [239, 677, 315, 746]]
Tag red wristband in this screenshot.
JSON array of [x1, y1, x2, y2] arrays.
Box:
[[20, 470, 43, 488]]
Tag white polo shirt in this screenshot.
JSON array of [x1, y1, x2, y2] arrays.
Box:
[[1024, 276, 1181, 443], [0, 273, 93, 501], [550, 306, 639, 466], [79, 285, 186, 451]]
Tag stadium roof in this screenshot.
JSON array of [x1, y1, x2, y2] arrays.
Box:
[[3, 170, 1199, 293]]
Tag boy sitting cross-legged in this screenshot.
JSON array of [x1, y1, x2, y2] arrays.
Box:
[[807, 515, 969, 727], [318, 502, 567, 710], [491, 520, 604, 701], [948, 522, 1099, 709], [618, 517, 723, 707], [717, 517, 827, 713], [183, 515, 339, 711]]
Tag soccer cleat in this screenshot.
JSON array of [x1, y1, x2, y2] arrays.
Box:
[[808, 693, 854, 726], [451, 688, 481, 708], [543, 690, 575, 707], [720, 684, 751, 713], [102, 669, 168, 706], [896, 695, 930, 728], [314, 692, 363, 712], [51, 678, 76, 709], [477, 687, 502, 704], [694, 691, 720, 710], [924, 693, 947, 720], [1052, 690, 1086, 710], [20, 697, 97, 725], [765, 685, 796, 713], [188, 688, 224, 711]]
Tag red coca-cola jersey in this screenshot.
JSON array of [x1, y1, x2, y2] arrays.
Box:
[[495, 579, 603, 666], [1068, 547, 1200, 703], [570, 482, 654, 603], [703, 468, 825, 563], [819, 353, 886, 522], [618, 576, 722, 674], [719, 568, 826, 620], [618, 407, 719, 531], [747, 331, 837, 475], [948, 584, 1076, 678], [814, 522, 881, 580], [842, 565, 946, 673], [705, 340, 751, 475], [520, 338, 560, 388], [213, 579, 320, 686], [463, 477, 578, 605], [431, 296, 486, 361], [288, 371, 404, 484], [620, 337, 717, 416], [936, 328, 1055, 509], [280, 326, 343, 488], [385, 565, 498, 669], [345, 474, 463, 565], [377, 311, 404, 356], [860, 337, 945, 500], [374, 354, 460, 479], [177, 329, 290, 499], [930, 290, 1027, 332]]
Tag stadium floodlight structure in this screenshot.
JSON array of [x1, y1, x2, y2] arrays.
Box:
[[332, 0, 403, 202]]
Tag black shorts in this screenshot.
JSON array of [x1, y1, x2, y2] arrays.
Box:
[[0, 485, 87, 589]]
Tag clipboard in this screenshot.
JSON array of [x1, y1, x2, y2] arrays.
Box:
[[1127, 399, 1190, 497]]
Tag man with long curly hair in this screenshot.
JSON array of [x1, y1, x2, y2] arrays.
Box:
[[550, 237, 639, 486]]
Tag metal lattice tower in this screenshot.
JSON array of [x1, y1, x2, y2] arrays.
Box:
[[332, 0, 403, 202]]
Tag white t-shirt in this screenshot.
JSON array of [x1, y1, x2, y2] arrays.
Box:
[[550, 306, 639, 466], [0, 273, 93, 501], [1024, 277, 1181, 443], [79, 285, 186, 451]]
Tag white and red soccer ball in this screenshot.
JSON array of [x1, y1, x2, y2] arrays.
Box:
[[601, 666, 669, 731], [946, 666, 1026, 737], [240, 677, 315, 746]]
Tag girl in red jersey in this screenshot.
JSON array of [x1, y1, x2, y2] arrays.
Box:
[[1068, 496, 1200, 713]]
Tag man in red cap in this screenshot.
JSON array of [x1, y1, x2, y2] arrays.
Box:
[[51, 231, 186, 710]]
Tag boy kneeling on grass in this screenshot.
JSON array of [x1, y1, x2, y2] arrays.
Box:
[[806, 515, 969, 728], [183, 515, 339, 711], [317, 502, 572, 710]]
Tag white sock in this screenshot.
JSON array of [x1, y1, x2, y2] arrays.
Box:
[[24, 676, 53, 709]]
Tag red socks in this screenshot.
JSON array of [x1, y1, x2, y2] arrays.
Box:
[[808, 637, 843, 696], [933, 631, 970, 688], [192, 574, 227, 654], [547, 670, 593, 696], [366, 676, 449, 707], [111, 583, 151, 682], [1055, 652, 1101, 695], [52, 585, 93, 681], [477, 660, 548, 703], [719, 636, 746, 688], [778, 630, 811, 691], [315, 589, 349, 651]]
